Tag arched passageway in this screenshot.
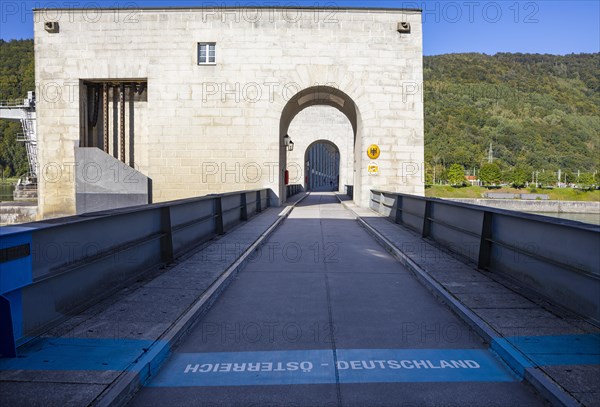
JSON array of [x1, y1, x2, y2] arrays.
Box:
[[278, 86, 361, 202], [286, 104, 354, 193], [304, 140, 340, 191]]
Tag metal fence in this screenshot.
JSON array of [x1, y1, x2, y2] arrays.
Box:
[[345, 185, 354, 199], [286, 184, 303, 198], [370, 190, 600, 324], [0, 189, 271, 356]]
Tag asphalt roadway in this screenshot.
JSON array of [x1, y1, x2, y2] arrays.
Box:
[[129, 193, 547, 407]]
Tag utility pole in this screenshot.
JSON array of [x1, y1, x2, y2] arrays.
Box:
[[488, 143, 493, 164]]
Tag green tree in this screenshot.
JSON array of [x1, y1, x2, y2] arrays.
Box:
[[508, 166, 530, 188], [424, 52, 599, 178], [537, 171, 556, 188], [447, 164, 466, 187], [425, 165, 433, 185], [0, 121, 29, 176], [563, 171, 576, 184], [479, 163, 502, 186], [577, 173, 597, 190], [0, 39, 34, 177]]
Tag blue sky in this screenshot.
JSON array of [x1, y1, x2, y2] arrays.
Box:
[[0, 1, 598, 55]]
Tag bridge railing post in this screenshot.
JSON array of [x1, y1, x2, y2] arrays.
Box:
[[160, 206, 174, 263], [215, 196, 224, 235], [241, 193, 248, 221], [422, 200, 432, 238], [394, 195, 403, 224], [478, 211, 493, 270], [0, 295, 16, 357]]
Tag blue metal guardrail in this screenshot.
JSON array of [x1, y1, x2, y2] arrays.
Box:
[[0, 189, 271, 357], [370, 190, 600, 324], [286, 184, 303, 198], [345, 185, 354, 199]]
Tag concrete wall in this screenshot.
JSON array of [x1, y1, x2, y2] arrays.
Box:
[[447, 199, 600, 214], [74, 147, 149, 214], [0, 204, 38, 226], [34, 7, 424, 218]]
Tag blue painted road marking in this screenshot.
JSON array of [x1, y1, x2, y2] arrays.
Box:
[[0, 338, 160, 371], [146, 348, 519, 387], [337, 349, 518, 383], [2, 335, 595, 385], [148, 350, 336, 387], [495, 334, 600, 367]]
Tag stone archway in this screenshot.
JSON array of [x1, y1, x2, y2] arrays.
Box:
[[279, 85, 362, 203]]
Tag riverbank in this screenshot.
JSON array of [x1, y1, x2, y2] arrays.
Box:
[[0, 177, 18, 202], [425, 185, 600, 202], [0, 201, 37, 225], [444, 198, 600, 214]]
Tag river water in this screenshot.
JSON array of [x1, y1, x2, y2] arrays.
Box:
[[0, 183, 14, 202]]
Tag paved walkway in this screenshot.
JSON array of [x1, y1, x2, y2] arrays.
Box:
[[339, 195, 600, 407], [0, 200, 297, 407], [3, 192, 596, 406], [131, 193, 547, 407]]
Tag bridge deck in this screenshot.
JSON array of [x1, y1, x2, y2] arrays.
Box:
[[0, 199, 296, 407], [1, 193, 597, 406], [129, 193, 546, 406], [340, 195, 600, 407]]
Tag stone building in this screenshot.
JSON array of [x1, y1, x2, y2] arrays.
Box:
[[33, 6, 424, 218]]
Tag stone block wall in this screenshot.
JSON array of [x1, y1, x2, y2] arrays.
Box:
[[34, 6, 424, 218]]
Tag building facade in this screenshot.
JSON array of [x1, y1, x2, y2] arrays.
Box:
[[33, 6, 424, 218]]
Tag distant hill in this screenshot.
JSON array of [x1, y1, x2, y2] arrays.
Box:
[[0, 39, 34, 100], [423, 53, 599, 180], [0, 40, 598, 180], [0, 39, 33, 177]]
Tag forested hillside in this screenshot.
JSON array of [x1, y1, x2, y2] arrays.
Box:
[[0, 39, 598, 184], [0, 39, 34, 177], [424, 53, 599, 185]]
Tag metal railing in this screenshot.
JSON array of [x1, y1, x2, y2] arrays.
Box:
[[370, 190, 600, 324], [286, 184, 303, 198], [345, 185, 354, 199], [0, 189, 271, 356], [0, 99, 26, 107]]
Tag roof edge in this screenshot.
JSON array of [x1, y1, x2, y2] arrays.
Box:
[[32, 6, 422, 13]]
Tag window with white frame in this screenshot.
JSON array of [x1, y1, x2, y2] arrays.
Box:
[[198, 43, 216, 64]]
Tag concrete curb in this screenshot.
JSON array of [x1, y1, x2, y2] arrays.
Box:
[[93, 193, 310, 407], [336, 196, 579, 407]]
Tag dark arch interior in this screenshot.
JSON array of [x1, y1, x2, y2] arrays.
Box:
[[279, 86, 359, 201], [304, 140, 341, 191]]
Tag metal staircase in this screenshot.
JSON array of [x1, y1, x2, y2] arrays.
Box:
[[0, 91, 37, 178], [20, 109, 38, 176]]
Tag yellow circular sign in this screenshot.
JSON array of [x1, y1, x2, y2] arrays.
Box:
[[368, 162, 380, 176], [367, 145, 381, 160]]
